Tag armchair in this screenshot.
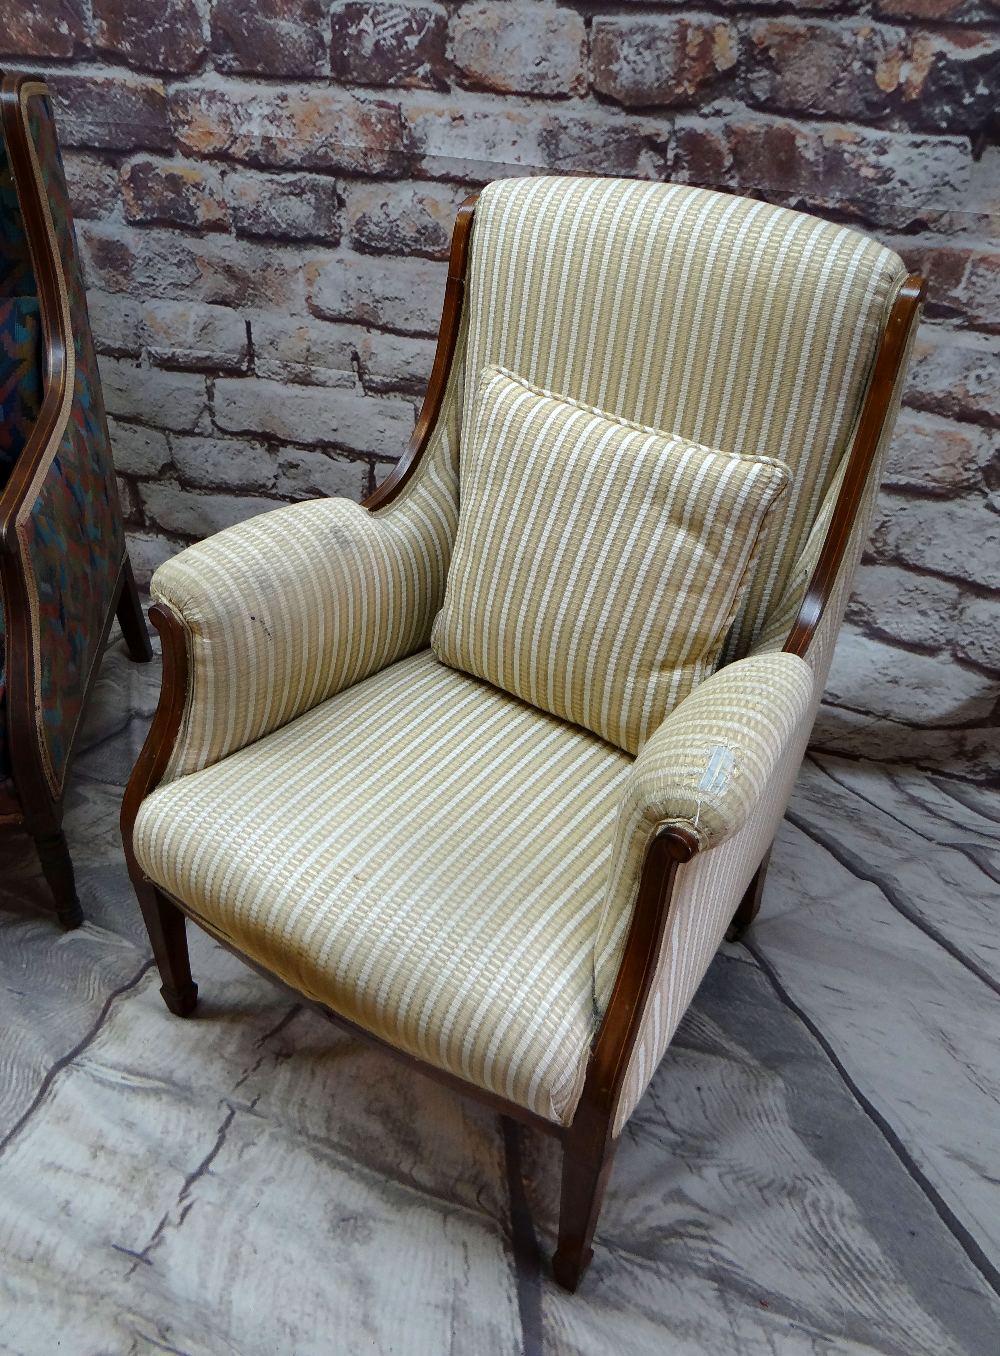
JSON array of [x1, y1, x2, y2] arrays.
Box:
[[1, 75, 150, 927], [122, 178, 922, 1289]]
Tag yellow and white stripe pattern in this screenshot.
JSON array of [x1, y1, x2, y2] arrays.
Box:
[[432, 365, 790, 754], [461, 177, 906, 659], [133, 176, 915, 1136], [593, 652, 815, 1012], [153, 320, 467, 782], [135, 650, 632, 1124]]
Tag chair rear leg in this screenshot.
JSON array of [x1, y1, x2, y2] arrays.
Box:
[[726, 846, 772, 943], [552, 1123, 617, 1292], [34, 829, 83, 930], [116, 557, 153, 663], [135, 881, 198, 1016]]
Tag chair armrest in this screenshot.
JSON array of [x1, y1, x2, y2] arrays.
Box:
[[152, 493, 450, 782], [593, 651, 815, 1001]]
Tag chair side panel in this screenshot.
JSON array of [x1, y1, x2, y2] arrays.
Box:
[[12, 86, 125, 795]]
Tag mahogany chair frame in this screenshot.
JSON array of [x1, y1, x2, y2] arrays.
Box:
[[0, 73, 151, 927], [120, 191, 924, 1290]]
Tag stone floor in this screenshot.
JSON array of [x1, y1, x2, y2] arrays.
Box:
[[1, 625, 998, 1355]]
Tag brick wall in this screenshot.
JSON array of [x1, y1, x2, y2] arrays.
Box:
[[2, 0, 998, 777]]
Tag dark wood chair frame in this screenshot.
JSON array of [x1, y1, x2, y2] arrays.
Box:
[[121, 191, 924, 1291], [0, 74, 151, 928]]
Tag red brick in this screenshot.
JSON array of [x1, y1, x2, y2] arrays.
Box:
[[591, 15, 739, 108], [712, 0, 860, 8], [212, 0, 327, 77], [171, 435, 277, 491], [81, 223, 312, 311], [670, 123, 731, 187], [225, 171, 342, 244], [746, 19, 899, 120], [452, 3, 587, 97], [88, 291, 144, 357], [354, 329, 437, 395], [100, 358, 208, 432], [957, 593, 1000, 673], [875, 0, 996, 18], [0, 0, 85, 58], [405, 98, 662, 183], [306, 254, 446, 337], [92, 0, 204, 74], [720, 115, 972, 229], [63, 152, 121, 219], [847, 563, 965, 654], [171, 84, 409, 177], [276, 449, 369, 501], [346, 181, 466, 260], [892, 29, 1000, 134], [904, 324, 1000, 425], [330, 2, 448, 89], [127, 530, 180, 585], [868, 491, 1000, 588], [46, 74, 172, 152], [885, 408, 996, 494], [214, 376, 415, 456], [894, 241, 1000, 331], [108, 419, 171, 478], [248, 313, 358, 386], [139, 482, 285, 538], [121, 157, 229, 232], [140, 298, 250, 373]]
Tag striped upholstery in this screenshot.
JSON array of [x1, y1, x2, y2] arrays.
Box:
[[610, 675, 816, 1138], [154, 322, 467, 782], [432, 366, 790, 754], [135, 650, 632, 1124], [462, 178, 906, 659], [611, 333, 920, 1134], [134, 177, 917, 1143], [593, 652, 815, 1011]]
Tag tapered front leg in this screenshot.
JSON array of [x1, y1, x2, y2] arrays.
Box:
[[135, 881, 198, 1016], [34, 829, 83, 929], [116, 556, 153, 663], [726, 846, 772, 943], [552, 1126, 617, 1292]]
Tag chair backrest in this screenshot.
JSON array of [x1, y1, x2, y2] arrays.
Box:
[[459, 177, 906, 658], [0, 76, 125, 798], [0, 133, 42, 488]]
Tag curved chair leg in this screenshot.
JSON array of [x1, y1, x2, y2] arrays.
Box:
[[117, 557, 153, 663], [34, 829, 83, 930], [135, 882, 198, 1016], [726, 846, 772, 943], [552, 1122, 617, 1292]]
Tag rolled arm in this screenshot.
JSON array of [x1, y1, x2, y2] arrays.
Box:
[[593, 651, 816, 1006], [154, 492, 452, 782]]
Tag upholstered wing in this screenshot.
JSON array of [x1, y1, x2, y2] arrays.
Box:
[[151, 318, 466, 783]]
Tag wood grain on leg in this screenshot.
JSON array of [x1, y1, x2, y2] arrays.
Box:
[[135, 882, 198, 1017], [34, 829, 82, 929]]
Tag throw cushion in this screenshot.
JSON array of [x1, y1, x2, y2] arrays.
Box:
[[432, 366, 792, 754]]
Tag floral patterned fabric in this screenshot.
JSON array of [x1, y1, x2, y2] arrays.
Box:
[[0, 130, 40, 794], [0, 89, 125, 798], [0, 296, 42, 484]]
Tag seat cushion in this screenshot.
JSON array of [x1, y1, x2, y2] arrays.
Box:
[[133, 650, 632, 1124], [432, 366, 790, 754]]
